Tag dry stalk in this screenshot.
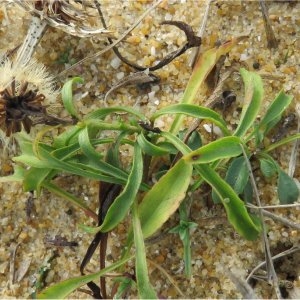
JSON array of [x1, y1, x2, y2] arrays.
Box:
[[241, 147, 282, 299]]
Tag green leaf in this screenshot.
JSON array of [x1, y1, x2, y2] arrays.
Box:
[[13, 154, 52, 168], [128, 159, 192, 241], [100, 143, 143, 232], [259, 157, 277, 178], [37, 256, 132, 299], [53, 126, 83, 148], [113, 277, 135, 299], [226, 156, 249, 194], [23, 168, 53, 193], [0, 165, 25, 182], [36, 146, 129, 185], [137, 133, 169, 156], [151, 104, 229, 135], [242, 179, 254, 204], [144, 131, 260, 240], [278, 170, 299, 204], [61, 77, 84, 118], [78, 126, 104, 161], [257, 90, 293, 134], [264, 133, 300, 153], [105, 132, 127, 168], [234, 68, 263, 137], [170, 36, 246, 134], [186, 130, 202, 150], [84, 144, 144, 233], [196, 164, 260, 240], [132, 202, 157, 299], [183, 136, 242, 164], [213, 156, 249, 203]]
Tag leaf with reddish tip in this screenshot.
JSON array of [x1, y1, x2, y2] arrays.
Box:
[[171, 36, 247, 134]]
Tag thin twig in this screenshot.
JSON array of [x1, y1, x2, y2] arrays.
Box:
[[9, 242, 21, 286], [241, 147, 282, 299], [189, 0, 213, 68], [247, 204, 300, 231], [246, 245, 300, 282], [247, 203, 300, 210], [205, 66, 239, 108], [147, 258, 186, 298], [223, 267, 257, 299], [57, 0, 163, 78], [259, 0, 278, 49]]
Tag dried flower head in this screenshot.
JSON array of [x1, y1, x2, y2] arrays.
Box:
[[15, 0, 112, 66], [0, 59, 58, 136], [17, 0, 111, 37]]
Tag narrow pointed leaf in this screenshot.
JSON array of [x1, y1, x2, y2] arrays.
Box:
[[196, 164, 260, 240], [37, 256, 132, 299], [234, 68, 263, 137], [100, 144, 143, 232], [132, 203, 157, 299], [137, 133, 169, 156], [183, 136, 242, 164], [264, 133, 300, 152], [78, 126, 104, 161], [170, 36, 246, 134], [152, 104, 229, 135], [83, 144, 144, 234], [258, 90, 293, 134], [61, 77, 84, 118]]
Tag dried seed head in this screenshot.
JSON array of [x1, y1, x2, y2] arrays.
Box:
[[0, 59, 58, 136], [16, 0, 112, 37], [15, 0, 112, 67]]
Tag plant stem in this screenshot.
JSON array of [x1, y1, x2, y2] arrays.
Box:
[[83, 120, 139, 133], [241, 146, 282, 299]]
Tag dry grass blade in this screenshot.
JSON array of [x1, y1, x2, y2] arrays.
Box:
[[147, 259, 186, 298], [224, 267, 257, 299], [259, 0, 278, 49], [247, 203, 300, 209], [205, 66, 239, 108], [249, 205, 300, 231], [104, 72, 159, 103], [15, 257, 32, 283], [9, 242, 21, 286]]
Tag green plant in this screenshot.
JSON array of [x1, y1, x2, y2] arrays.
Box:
[[1, 38, 299, 298]]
